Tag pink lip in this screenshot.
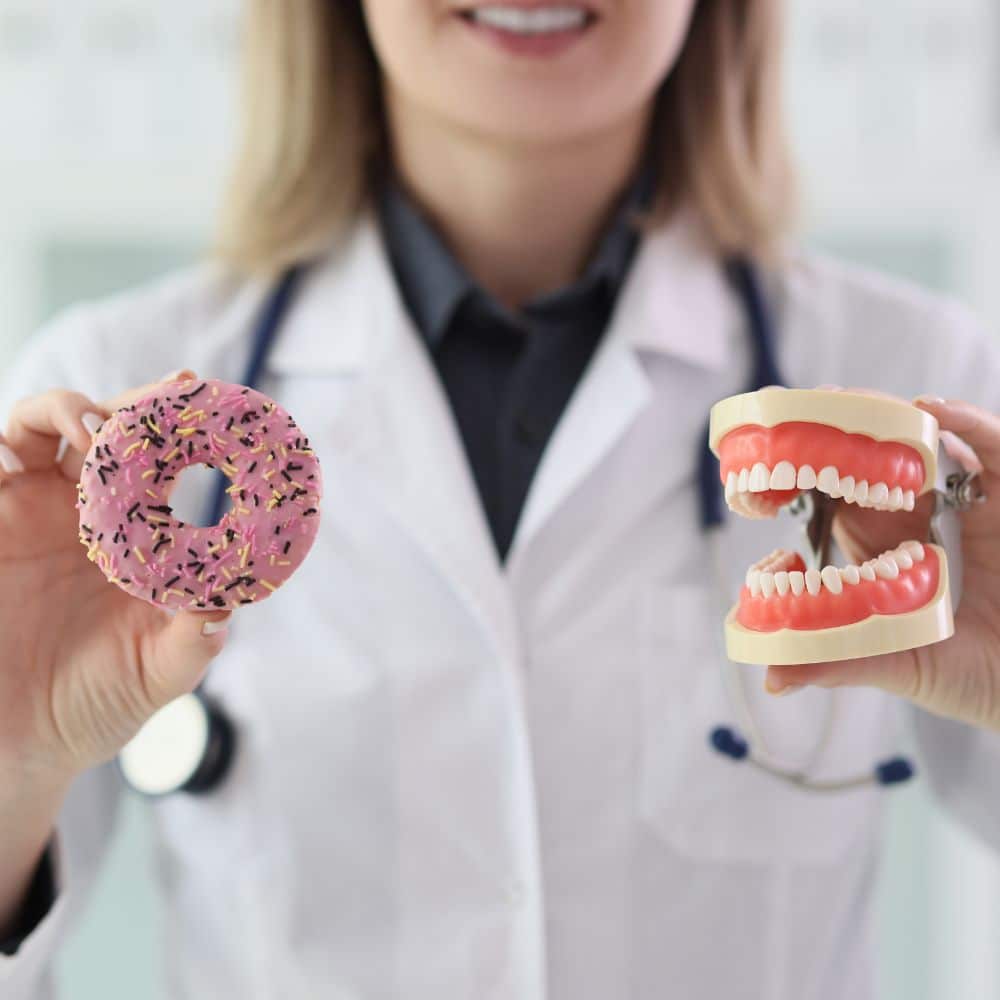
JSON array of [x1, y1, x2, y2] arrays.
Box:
[[454, 6, 597, 58]]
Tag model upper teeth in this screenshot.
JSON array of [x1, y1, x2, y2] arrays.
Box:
[[744, 541, 925, 599], [469, 5, 589, 32], [723, 462, 916, 513]]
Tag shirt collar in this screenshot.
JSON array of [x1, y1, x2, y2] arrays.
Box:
[[376, 179, 472, 346], [376, 155, 656, 349], [623, 206, 739, 372], [263, 204, 736, 378]]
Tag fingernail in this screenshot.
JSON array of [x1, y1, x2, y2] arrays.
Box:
[[772, 683, 804, 697], [202, 619, 229, 637], [55, 436, 69, 463], [765, 674, 804, 696], [0, 444, 25, 474], [81, 412, 104, 435], [915, 395, 946, 406], [161, 369, 195, 383]]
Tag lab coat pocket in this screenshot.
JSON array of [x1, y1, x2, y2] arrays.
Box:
[[639, 583, 889, 866]]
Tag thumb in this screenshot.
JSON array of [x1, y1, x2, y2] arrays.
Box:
[[139, 610, 232, 709], [765, 648, 921, 699]]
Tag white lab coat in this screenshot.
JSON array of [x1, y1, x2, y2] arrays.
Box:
[[2, 210, 1000, 1000]]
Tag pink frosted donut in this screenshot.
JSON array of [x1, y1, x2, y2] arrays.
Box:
[[76, 378, 322, 610]]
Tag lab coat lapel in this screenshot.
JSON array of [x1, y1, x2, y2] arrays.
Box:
[[507, 213, 739, 566], [301, 220, 519, 665], [509, 325, 652, 557], [268, 212, 736, 657]]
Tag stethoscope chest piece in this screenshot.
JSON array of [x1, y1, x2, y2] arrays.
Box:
[[118, 691, 236, 796]]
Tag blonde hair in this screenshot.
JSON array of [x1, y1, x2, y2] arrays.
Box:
[[217, 0, 795, 274]]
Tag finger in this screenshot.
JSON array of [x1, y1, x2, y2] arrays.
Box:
[[138, 609, 232, 709], [0, 434, 26, 474], [939, 428, 983, 475], [915, 397, 1000, 474], [765, 650, 918, 698], [99, 368, 196, 414], [2, 370, 197, 480], [0, 431, 27, 489], [818, 385, 908, 404], [4, 390, 108, 471]]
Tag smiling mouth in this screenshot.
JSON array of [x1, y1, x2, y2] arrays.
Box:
[[708, 389, 954, 662], [458, 4, 597, 33], [455, 4, 598, 51]]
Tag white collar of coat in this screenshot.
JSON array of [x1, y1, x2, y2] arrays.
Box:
[[263, 205, 733, 376]]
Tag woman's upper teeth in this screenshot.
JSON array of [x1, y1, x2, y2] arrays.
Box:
[[470, 5, 588, 33]]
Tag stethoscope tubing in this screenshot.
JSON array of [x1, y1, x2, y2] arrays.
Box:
[[119, 255, 915, 796]]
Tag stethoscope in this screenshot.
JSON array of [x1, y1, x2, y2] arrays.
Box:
[[116, 258, 920, 796], [117, 267, 305, 796]]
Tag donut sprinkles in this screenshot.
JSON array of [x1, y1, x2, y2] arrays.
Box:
[[76, 378, 322, 611]]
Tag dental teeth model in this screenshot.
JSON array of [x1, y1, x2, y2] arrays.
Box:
[[708, 388, 954, 665]]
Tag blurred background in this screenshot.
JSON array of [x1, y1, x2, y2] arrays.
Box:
[[1, 0, 999, 997]]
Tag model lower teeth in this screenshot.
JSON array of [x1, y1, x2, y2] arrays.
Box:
[[470, 5, 588, 32], [744, 541, 925, 599]]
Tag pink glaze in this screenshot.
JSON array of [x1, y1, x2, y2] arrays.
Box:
[[76, 378, 322, 611]]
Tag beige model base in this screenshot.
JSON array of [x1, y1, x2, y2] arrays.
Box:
[[723, 545, 954, 665], [708, 388, 940, 495]]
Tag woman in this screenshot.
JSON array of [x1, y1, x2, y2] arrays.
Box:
[[1, 1, 1000, 997]]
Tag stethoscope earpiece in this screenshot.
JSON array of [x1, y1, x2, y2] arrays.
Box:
[[709, 725, 916, 792]]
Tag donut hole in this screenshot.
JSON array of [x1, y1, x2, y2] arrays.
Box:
[[163, 464, 232, 528]]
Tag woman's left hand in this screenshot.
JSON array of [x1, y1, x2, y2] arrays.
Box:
[[766, 394, 1000, 732]]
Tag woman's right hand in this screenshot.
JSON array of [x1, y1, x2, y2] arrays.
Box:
[[0, 371, 231, 788]]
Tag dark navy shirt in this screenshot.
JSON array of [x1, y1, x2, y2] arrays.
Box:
[[0, 843, 54, 955], [377, 165, 653, 560]]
